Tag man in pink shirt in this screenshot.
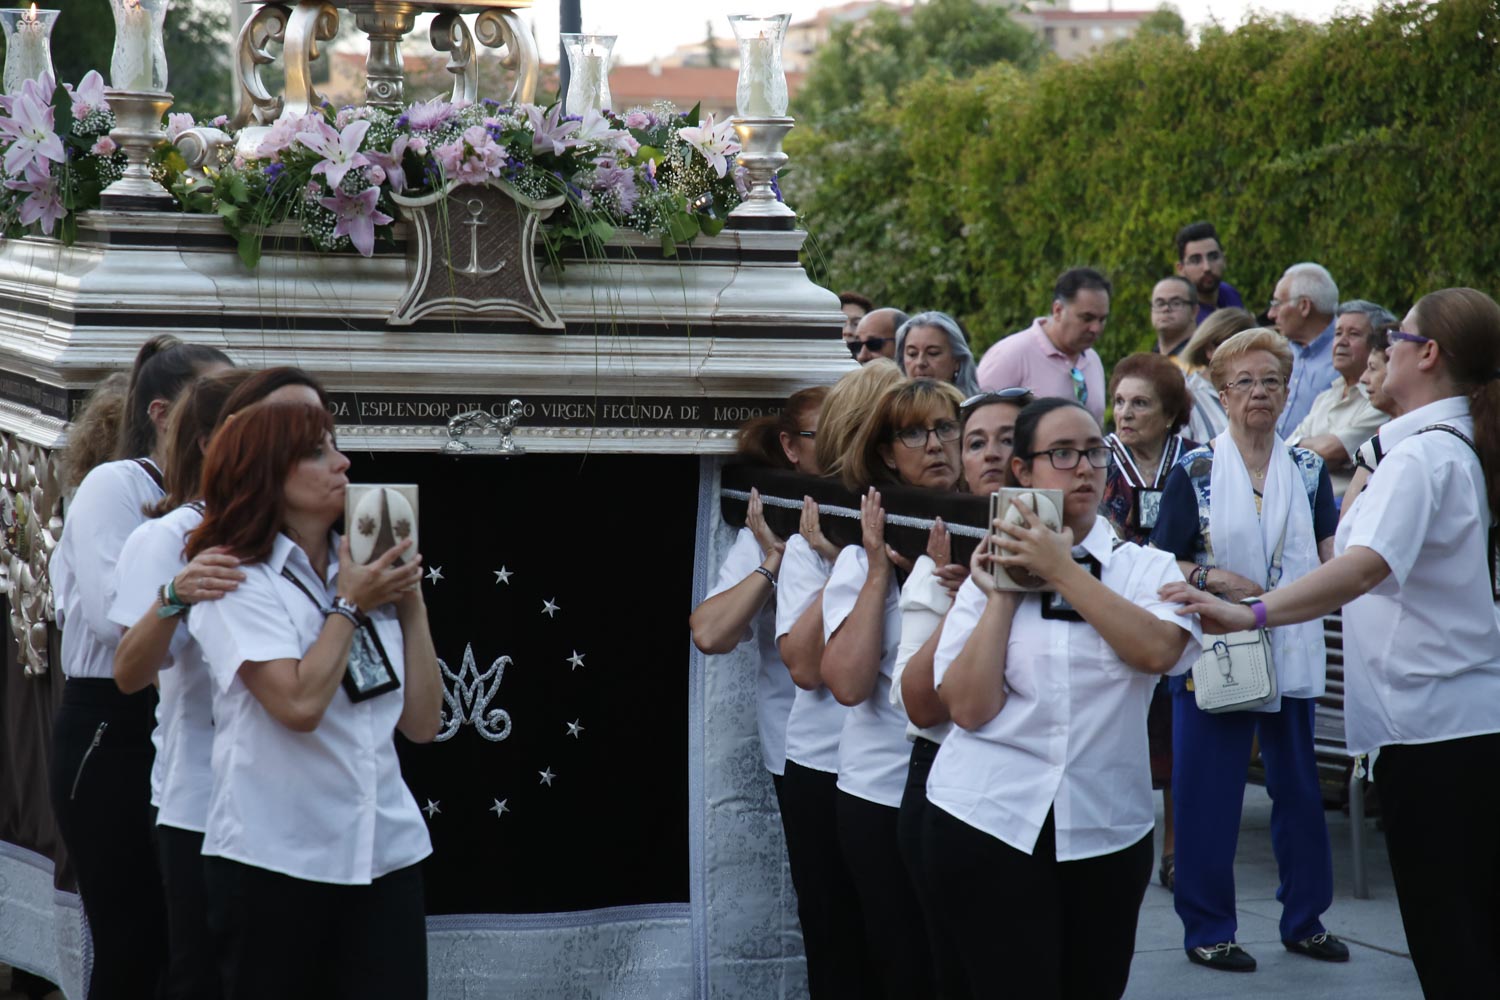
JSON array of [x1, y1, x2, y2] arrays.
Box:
[[975, 268, 1110, 423]]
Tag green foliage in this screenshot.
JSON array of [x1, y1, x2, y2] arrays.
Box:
[[1138, 4, 1187, 40], [788, 0, 1500, 374], [795, 0, 1043, 122]]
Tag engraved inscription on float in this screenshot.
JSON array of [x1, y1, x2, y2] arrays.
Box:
[[324, 393, 784, 430]]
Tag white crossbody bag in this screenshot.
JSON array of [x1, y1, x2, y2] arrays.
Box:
[[1190, 517, 1287, 714]]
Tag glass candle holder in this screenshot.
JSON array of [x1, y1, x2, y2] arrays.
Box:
[[561, 33, 615, 116], [728, 13, 790, 118], [0, 6, 59, 97], [109, 0, 168, 92]]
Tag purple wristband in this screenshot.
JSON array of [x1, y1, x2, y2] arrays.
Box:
[[1250, 600, 1268, 630]]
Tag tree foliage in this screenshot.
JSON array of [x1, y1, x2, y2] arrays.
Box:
[[794, 0, 1043, 122], [787, 0, 1500, 373]]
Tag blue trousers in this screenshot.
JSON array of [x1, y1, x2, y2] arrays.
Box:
[[1171, 689, 1333, 949]]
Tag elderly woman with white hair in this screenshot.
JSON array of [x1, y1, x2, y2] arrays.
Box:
[[896, 311, 980, 396], [1149, 327, 1344, 974]]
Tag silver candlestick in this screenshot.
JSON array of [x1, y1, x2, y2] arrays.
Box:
[[728, 117, 796, 230], [100, 89, 175, 211]]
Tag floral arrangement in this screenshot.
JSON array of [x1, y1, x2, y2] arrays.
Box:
[[184, 98, 746, 266], [0, 70, 755, 265]]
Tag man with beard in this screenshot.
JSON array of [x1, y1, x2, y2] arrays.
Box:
[[1175, 222, 1244, 325]]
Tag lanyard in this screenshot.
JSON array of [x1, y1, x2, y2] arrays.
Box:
[[280, 567, 331, 614], [1108, 434, 1179, 491]]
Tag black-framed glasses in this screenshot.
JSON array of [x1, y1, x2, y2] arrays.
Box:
[[894, 419, 961, 449], [1070, 367, 1088, 404], [1223, 375, 1286, 394], [961, 387, 1034, 409], [847, 337, 887, 358], [1024, 445, 1112, 470], [1151, 298, 1195, 311]]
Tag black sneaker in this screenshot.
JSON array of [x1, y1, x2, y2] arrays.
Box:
[[1186, 942, 1257, 972], [1284, 932, 1351, 962]]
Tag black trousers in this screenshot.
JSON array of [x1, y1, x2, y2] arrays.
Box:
[[1376, 732, 1500, 1000], [48, 678, 166, 1000], [204, 857, 427, 1000], [837, 789, 936, 1000], [897, 739, 968, 1000], [923, 804, 1152, 1000], [156, 825, 220, 1000], [778, 761, 877, 1000]]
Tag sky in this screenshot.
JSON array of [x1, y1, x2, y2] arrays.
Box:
[[513, 0, 1386, 63]]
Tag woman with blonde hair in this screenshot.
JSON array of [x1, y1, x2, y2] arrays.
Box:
[[1182, 308, 1256, 444], [776, 359, 903, 998], [1150, 327, 1341, 973]]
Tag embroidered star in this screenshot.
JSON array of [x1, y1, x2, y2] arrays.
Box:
[[489, 798, 510, 818], [494, 566, 512, 585], [541, 598, 559, 618], [566, 650, 585, 670], [538, 766, 556, 787], [565, 719, 584, 738], [423, 799, 441, 818], [425, 566, 444, 585]]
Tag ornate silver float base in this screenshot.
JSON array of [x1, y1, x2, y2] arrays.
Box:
[[100, 89, 175, 211], [728, 117, 796, 231]]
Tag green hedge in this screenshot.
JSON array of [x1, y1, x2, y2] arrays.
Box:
[[786, 0, 1500, 371]]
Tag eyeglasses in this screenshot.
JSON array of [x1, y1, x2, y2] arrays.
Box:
[[961, 387, 1034, 409], [1151, 298, 1195, 311], [846, 337, 887, 358], [894, 419, 961, 449], [1387, 329, 1432, 347], [1223, 375, 1286, 394], [1024, 445, 1112, 470], [1070, 367, 1088, 405], [795, 430, 816, 438], [1268, 294, 1303, 312]]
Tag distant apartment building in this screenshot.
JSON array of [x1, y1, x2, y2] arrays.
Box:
[[1010, 1, 1151, 60]]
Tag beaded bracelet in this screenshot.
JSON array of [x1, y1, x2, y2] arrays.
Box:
[[753, 566, 777, 588]]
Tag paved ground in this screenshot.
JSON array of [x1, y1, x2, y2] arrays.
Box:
[[1127, 783, 1421, 999], [2, 783, 1420, 1000]]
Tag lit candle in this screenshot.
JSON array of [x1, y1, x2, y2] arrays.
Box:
[[740, 34, 776, 117], [113, 0, 155, 91], [6, 6, 48, 92], [576, 44, 608, 112]]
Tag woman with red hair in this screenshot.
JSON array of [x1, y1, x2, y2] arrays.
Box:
[[186, 401, 441, 997]]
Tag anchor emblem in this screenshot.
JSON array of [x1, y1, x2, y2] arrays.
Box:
[[442, 197, 507, 278]]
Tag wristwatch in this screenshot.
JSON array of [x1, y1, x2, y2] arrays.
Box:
[[1238, 596, 1268, 630], [326, 595, 364, 626]]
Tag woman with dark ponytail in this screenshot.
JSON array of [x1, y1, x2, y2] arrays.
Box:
[[48, 335, 232, 998], [1167, 287, 1500, 999]]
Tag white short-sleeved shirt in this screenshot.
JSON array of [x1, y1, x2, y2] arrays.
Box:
[[53, 459, 163, 679], [187, 532, 432, 885], [1336, 396, 1500, 756], [775, 533, 845, 773], [705, 527, 795, 776], [927, 519, 1198, 860], [823, 546, 909, 808], [890, 555, 954, 745], [108, 505, 214, 832]]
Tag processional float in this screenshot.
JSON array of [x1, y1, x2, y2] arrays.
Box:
[[0, 3, 843, 996]]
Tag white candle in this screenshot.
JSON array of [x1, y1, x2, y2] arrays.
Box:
[[113, 0, 155, 91], [740, 36, 777, 117], [574, 48, 608, 113], [4, 7, 48, 95]]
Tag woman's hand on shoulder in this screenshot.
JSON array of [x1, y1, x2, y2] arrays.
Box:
[[338, 536, 424, 614], [172, 546, 245, 604], [799, 495, 841, 563], [1159, 580, 1255, 634]]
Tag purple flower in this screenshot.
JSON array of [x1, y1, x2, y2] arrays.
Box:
[[5, 161, 65, 235], [523, 104, 581, 157], [318, 185, 392, 257], [623, 110, 653, 130], [364, 134, 410, 192], [434, 126, 508, 186], [403, 97, 454, 131], [265, 161, 284, 181], [297, 118, 372, 190], [0, 88, 65, 176], [67, 70, 109, 121], [591, 157, 639, 215], [256, 111, 321, 160]]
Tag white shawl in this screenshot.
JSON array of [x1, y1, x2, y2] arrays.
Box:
[[1206, 430, 1327, 709]]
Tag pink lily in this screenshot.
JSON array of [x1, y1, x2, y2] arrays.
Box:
[[5, 161, 65, 235], [676, 111, 740, 179], [318, 185, 391, 257], [0, 88, 65, 176], [66, 70, 109, 121], [364, 134, 410, 192], [296, 118, 371, 191], [523, 103, 580, 157]]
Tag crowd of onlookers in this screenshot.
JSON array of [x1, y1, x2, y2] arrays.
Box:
[[694, 220, 1500, 999]]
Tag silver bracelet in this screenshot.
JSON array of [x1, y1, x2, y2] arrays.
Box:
[[753, 566, 777, 588], [324, 606, 360, 627]]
